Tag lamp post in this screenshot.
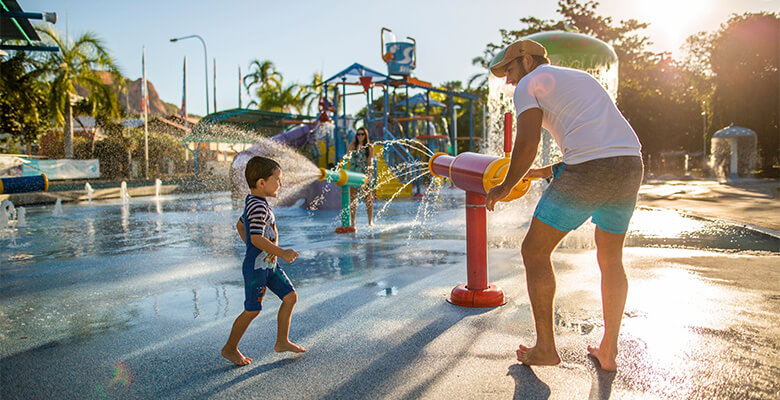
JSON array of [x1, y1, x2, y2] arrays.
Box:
[[171, 34, 209, 176], [701, 107, 707, 174], [170, 35, 209, 115]]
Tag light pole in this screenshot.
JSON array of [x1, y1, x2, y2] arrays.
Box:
[[701, 107, 707, 174], [170, 35, 209, 115], [171, 34, 209, 176]]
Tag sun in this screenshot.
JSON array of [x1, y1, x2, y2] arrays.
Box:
[[635, 0, 712, 51]]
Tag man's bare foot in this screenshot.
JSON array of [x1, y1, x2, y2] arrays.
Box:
[[587, 345, 617, 371], [274, 341, 306, 353], [516, 344, 561, 366], [221, 346, 252, 366]]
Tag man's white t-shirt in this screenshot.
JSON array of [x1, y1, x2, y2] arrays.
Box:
[[513, 64, 641, 165]]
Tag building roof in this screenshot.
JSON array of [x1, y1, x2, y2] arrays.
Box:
[[0, 0, 59, 52], [184, 108, 315, 144]]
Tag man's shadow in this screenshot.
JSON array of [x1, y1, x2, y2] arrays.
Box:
[[587, 355, 617, 400], [507, 364, 551, 400], [507, 356, 617, 400]]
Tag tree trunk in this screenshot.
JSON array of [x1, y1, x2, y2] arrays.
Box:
[[64, 95, 74, 158], [91, 126, 99, 156]]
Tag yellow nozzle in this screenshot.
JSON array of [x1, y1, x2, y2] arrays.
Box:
[[428, 152, 449, 178], [483, 157, 538, 202]]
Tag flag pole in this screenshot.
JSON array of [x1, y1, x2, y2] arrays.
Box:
[[142, 46, 149, 179], [182, 56, 189, 161]]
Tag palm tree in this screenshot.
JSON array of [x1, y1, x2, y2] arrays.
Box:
[[38, 26, 121, 158], [243, 59, 281, 96], [298, 71, 323, 116], [243, 59, 307, 114]]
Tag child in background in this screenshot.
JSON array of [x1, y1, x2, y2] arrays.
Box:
[[222, 156, 305, 366]]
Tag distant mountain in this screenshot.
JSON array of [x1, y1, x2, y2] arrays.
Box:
[[76, 71, 176, 117]]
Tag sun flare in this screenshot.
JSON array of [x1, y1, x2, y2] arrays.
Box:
[[636, 0, 712, 48]]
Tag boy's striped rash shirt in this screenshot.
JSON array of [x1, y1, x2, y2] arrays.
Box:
[[244, 195, 276, 240]]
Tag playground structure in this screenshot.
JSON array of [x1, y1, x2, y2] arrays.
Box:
[[428, 113, 537, 307], [194, 28, 482, 222], [319, 30, 481, 198]]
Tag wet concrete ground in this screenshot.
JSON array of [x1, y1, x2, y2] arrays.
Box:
[[1, 189, 778, 399], [2, 245, 777, 399]]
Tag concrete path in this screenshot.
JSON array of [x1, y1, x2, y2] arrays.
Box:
[[638, 179, 779, 232]]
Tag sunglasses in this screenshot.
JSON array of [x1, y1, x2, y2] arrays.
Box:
[[357, 132, 366, 136]]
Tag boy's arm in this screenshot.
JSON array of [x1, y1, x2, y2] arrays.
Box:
[[250, 234, 299, 263], [236, 218, 247, 243]]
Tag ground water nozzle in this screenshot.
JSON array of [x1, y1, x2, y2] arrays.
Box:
[[318, 168, 366, 188], [426, 113, 538, 307], [317, 168, 367, 233]]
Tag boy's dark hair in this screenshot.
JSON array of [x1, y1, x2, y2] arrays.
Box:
[[245, 156, 281, 188]]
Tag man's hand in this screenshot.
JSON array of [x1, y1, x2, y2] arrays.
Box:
[[486, 183, 511, 211], [280, 249, 299, 263]]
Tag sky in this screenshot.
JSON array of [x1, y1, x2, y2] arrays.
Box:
[[22, 0, 780, 117]]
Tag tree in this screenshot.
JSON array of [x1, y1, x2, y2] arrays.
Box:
[[709, 12, 779, 172], [472, 0, 711, 167], [0, 51, 51, 150], [298, 71, 323, 116], [37, 26, 122, 158], [243, 59, 305, 113]]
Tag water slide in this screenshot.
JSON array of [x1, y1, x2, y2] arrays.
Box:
[[230, 123, 342, 210]]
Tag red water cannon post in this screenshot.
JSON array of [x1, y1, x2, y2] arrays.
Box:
[[428, 112, 535, 307]]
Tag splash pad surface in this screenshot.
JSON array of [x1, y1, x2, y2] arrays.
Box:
[[1, 189, 778, 399]]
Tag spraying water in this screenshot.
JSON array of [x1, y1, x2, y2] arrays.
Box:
[[53, 198, 63, 216], [155, 179, 162, 199], [0, 199, 12, 233], [120, 181, 131, 204], [16, 207, 25, 227], [85, 182, 94, 204]]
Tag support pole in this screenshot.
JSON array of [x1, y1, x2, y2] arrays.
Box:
[[447, 191, 506, 307]]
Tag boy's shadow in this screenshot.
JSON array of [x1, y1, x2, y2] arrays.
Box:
[[507, 364, 551, 400]]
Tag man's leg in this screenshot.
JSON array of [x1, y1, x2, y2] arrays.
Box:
[[587, 226, 628, 371], [517, 217, 568, 366]]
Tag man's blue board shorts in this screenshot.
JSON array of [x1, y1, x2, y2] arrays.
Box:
[[243, 266, 294, 312], [533, 156, 644, 234]]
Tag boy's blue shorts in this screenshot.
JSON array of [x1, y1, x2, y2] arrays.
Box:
[[243, 266, 294, 312], [533, 156, 644, 234]]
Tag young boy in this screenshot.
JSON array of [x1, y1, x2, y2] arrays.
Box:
[[222, 156, 305, 366]]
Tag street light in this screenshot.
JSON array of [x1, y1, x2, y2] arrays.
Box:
[[170, 35, 209, 115], [171, 34, 209, 176]]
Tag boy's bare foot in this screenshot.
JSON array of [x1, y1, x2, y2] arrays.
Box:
[[516, 344, 561, 366], [221, 347, 252, 366], [274, 341, 306, 353], [587, 345, 617, 371]]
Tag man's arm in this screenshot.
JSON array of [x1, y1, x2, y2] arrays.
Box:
[[486, 108, 543, 211]]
